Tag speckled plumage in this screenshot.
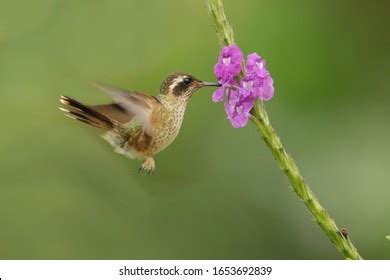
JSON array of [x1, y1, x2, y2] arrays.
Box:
[[102, 94, 187, 160]]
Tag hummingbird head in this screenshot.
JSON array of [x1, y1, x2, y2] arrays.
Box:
[[159, 72, 220, 103]]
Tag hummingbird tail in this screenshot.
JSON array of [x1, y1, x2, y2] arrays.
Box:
[[59, 95, 114, 130]]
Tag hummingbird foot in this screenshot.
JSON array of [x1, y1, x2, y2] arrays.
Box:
[[139, 157, 155, 175]]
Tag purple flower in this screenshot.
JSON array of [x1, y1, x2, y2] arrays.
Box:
[[244, 53, 274, 101], [256, 74, 274, 100], [246, 53, 268, 78], [212, 87, 225, 102], [224, 87, 254, 128], [214, 44, 243, 85], [212, 46, 275, 128], [212, 45, 243, 102], [241, 72, 274, 101]]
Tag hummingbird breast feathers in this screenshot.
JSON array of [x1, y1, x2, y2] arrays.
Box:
[[149, 101, 187, 154]]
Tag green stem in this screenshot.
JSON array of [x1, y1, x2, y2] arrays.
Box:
[[206, 0, 363, 260], [206, 0, 235, 46]]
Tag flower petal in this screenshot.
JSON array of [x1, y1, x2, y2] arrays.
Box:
[[212, 87, 225, 103], [259, 76, 274, 100], [224, 87, 255, 128], [214, 45, 244, 86], [230, 112, 250, 128]]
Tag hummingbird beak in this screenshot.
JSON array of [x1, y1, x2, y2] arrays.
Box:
[[202, 81, 221, 87]]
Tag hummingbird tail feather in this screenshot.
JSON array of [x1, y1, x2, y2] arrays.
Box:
[[59, 95, 114, 130]]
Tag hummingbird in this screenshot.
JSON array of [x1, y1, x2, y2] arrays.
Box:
[[59, 73, 220, 173]]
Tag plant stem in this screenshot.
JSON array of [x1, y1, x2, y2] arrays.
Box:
[[205, 0, 363, 260]]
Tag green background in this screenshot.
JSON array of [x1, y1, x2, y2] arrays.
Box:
[[0, 0, 389, 259]]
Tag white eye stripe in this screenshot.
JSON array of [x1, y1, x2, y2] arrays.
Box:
[[169, 76, 187, 91]]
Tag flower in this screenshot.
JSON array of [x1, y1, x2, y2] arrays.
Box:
[[212, 45, 243, 102], [212, 87, 225, 102], [245, 53, 274, 100], [256, 74, 274, 100], [224, 87, 254, 128], [212, 46, 275, 128], [214, 44, 243, 85], [241, 72, 274, 101], [246, 53, 268, 78]]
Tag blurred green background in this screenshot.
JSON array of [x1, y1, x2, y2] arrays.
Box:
[[0, 0, 389, 260]]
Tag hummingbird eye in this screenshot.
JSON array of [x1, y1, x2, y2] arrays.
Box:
[[182, 77, 192, 85]]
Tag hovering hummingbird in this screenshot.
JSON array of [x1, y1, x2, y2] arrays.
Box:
[[59, 73, 220, 173]]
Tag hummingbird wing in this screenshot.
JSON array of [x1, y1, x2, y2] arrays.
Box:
[[90, 103, 134, 124], [92, 82, 157, 135]]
